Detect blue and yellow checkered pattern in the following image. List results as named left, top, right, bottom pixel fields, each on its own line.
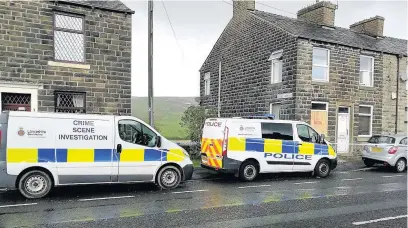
left=6, top=148, right=185, bottom=163
left=227, top=137, right=336, bottom=156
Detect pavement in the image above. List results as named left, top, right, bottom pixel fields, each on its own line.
left=0, top=161, right=406, bottom=228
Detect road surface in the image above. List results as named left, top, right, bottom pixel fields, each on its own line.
left=0, top=165, right=406, bottom=228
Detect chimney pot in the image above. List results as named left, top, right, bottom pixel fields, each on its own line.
left=297, top=1, right=337, bottom=27
left=350, top=16, right=385, bottom=37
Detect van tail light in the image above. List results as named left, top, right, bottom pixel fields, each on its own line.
left=388, top=146, right=398, bottom=154
left=222, top=126, right=229, bottom=157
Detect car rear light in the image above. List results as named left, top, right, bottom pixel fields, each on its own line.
left=388, top=146, right=398, bottom=154
left=222, top=126, right=229, bottom=157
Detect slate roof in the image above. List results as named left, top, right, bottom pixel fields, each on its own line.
left=59, top=0, right=134, bottom=14
left=252, top=10, right=407, bottom=56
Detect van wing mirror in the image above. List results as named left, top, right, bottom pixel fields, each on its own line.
left=320, top=134, right=325, bottom=144
left=156, top=136, right=162, bottom=148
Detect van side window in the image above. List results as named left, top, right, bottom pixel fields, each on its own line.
left=261, top=123, right=293, bottom=140
left=118, top=120, right=157, bottom=147
left=297, top=124, right=320, bottom=143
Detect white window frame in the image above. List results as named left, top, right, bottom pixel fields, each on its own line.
left=0, top=84, right=40, bottom=112
left=358, top=105, right=373, bottom=137
left=269, top=49, right=283, bottom=84
left=359, top=55, right=374, bottom=87
left=269, top=102, right=281, bottom=120
left=312, top=47, right=330, bottom=82
left=204, top=72, right=211, bottom=96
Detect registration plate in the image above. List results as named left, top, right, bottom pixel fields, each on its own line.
left=371, top=147, right=382, bottom=152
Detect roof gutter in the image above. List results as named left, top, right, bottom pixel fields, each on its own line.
left=52, top=0, right=135, bottom=14
left=395, top=55, right=402, bottom=134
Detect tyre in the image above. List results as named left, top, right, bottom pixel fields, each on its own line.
left=314, top=159, right=331, bottom=178
left=363, top=160, right=375, bottom=167
left=157, top=166, right=182, bottom=190
left=18, top=170, right=52, bottom=199
left=239, top=160, right=259, bottom=182
left=393, top=158, right=406, bottom=173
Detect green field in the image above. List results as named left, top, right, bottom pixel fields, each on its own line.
left=131, top=97, right=198, bottom=140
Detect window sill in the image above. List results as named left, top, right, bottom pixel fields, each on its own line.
left=357, top=135, right=372, bottom=140
left=311, top=80, right=329, bottom=85
left=359, top=85, right=375, bottom=89
left=48, top=61, right=90, bottom=70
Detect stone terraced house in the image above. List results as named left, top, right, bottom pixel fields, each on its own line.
left=200, top=0, right=407, bottom=155
left=0, top=0, right=133, bottom=115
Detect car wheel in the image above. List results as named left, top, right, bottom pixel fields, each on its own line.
left=18, top=170, right=52, bottom=199
left=157, top=166, right=181, bottom=190
left=393, top=158, right=406, bottom=173
left=239, top=160, right=259, bottom=182
left=363, top=160, right=375, bottom=167
left=314, top=159, right=331, bottom=178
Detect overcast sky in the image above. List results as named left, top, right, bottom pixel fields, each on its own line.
left=122, top=0, right=408, bottom=97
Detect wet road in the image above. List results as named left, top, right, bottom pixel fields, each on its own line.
left=0, top=165, right=406, bottom=228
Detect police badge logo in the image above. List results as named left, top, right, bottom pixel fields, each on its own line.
left=17, top=127, right=25, bottom=136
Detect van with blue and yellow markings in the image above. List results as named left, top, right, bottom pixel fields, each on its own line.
left=201, top=115, right=337, bottom=181
left=0, top=111, right=193, bottom=199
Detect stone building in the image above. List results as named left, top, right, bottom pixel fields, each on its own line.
left=199, top=0, right=407, bottom=155
left=0, top=0, right=133, bottom=115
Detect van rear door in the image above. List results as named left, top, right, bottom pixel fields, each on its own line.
left=201, top=119, right=226, bottom=169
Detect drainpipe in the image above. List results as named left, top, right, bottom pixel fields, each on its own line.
left=395, top=55, right=401, bottom=134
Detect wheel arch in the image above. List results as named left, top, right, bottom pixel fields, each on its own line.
left=15, top=166, right=55, bottom=189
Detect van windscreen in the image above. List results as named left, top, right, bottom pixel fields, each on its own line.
left=261, top=123, right=293, bottom=140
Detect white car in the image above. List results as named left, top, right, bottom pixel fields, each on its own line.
left=362, top=134, right=407, bottom=172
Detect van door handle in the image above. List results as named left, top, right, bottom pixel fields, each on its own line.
left=116, top=144, right=122, bottom=153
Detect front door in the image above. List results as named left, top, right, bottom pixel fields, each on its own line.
left=337, top=107, right=350, bottom=153
left=114, top=117, right=162, bottom=182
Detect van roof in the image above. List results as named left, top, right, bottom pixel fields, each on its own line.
left=207, top=118, right=307, bottom=125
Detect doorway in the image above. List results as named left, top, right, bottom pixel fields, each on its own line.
left=337, top=106, right=350, bottom=153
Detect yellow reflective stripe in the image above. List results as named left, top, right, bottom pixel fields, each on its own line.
left=228, top=137, right=245, bottom=151
left=328, top=145, right=336, bottom=156
left=67, top=149, right=94, bottom=162
left=120, top=149, right=144, bottom=162
left=264, top=139, right=282, bottom=153
left=298, top=142, right=314, bottom=155
left=167, top=149, right=184, bottom=162
left=7, top=148, right=37, bottom=163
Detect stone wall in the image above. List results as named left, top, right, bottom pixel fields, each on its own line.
left=199, top=12, right=298, bottom=119
left=0, top=0, right=132, bottom=114
left=382, top=54, right=408, bottom=135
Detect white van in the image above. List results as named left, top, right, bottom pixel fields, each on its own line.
left=0, top=111, right=193, bottom=199
left=200, top=115, right=337, bottom=181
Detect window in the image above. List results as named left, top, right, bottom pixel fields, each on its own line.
left=312, top=48, right=329, bottom=81
left=269, top=50, right=283, bottom=83
left=359, top=55, right=374, bottom=87
left=269, top=103, right=281, bottom=120
left=261, top=123, right=293, bottom=140
left=54, top=12, right=85, bottom=63
left=368, top=136, right=395, bottom=144
left=54, top=91, right=86, bottom=113
left=358, top=105, right=373, bottom=136
left=118, top=119, right=158, bottom=147
left=400, top=138, right=407, bottom=145
left=296, top=124, right=320, bottom=143
left=204, top=72, right=211, bottom=95
left=1, top=93, right=31, bottom=111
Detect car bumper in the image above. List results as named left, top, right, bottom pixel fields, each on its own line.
left=362, top=151, right=396, bottom=166
left=0, top=161, right=17, bottom=189
left=182, top=164, right=194, bottom=181
left=330, top=157, right=337, bottom=170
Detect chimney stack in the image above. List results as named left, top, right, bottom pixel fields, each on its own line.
left=233, top=0, right=255, bottom=17
left=297, top=1, right=337, bottom=27
left=350, top=16, right=384, bottom=37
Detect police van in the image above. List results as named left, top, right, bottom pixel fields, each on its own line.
left=0, top=111, right=193, bottom=199
left=200, top=115, right=337, bottom=181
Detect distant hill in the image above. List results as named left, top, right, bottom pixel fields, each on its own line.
left=132, top=97, right=198, bottom=140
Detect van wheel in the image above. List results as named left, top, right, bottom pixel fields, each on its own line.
left=314, top=159, right=331, bottom=178
left=157, top=166, right=181, bottom=190
left=393, top=158, right=406, bottom=173
left=239, top=161, right=259, bottom=182
left=18, top=170, right=52, bottom=199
